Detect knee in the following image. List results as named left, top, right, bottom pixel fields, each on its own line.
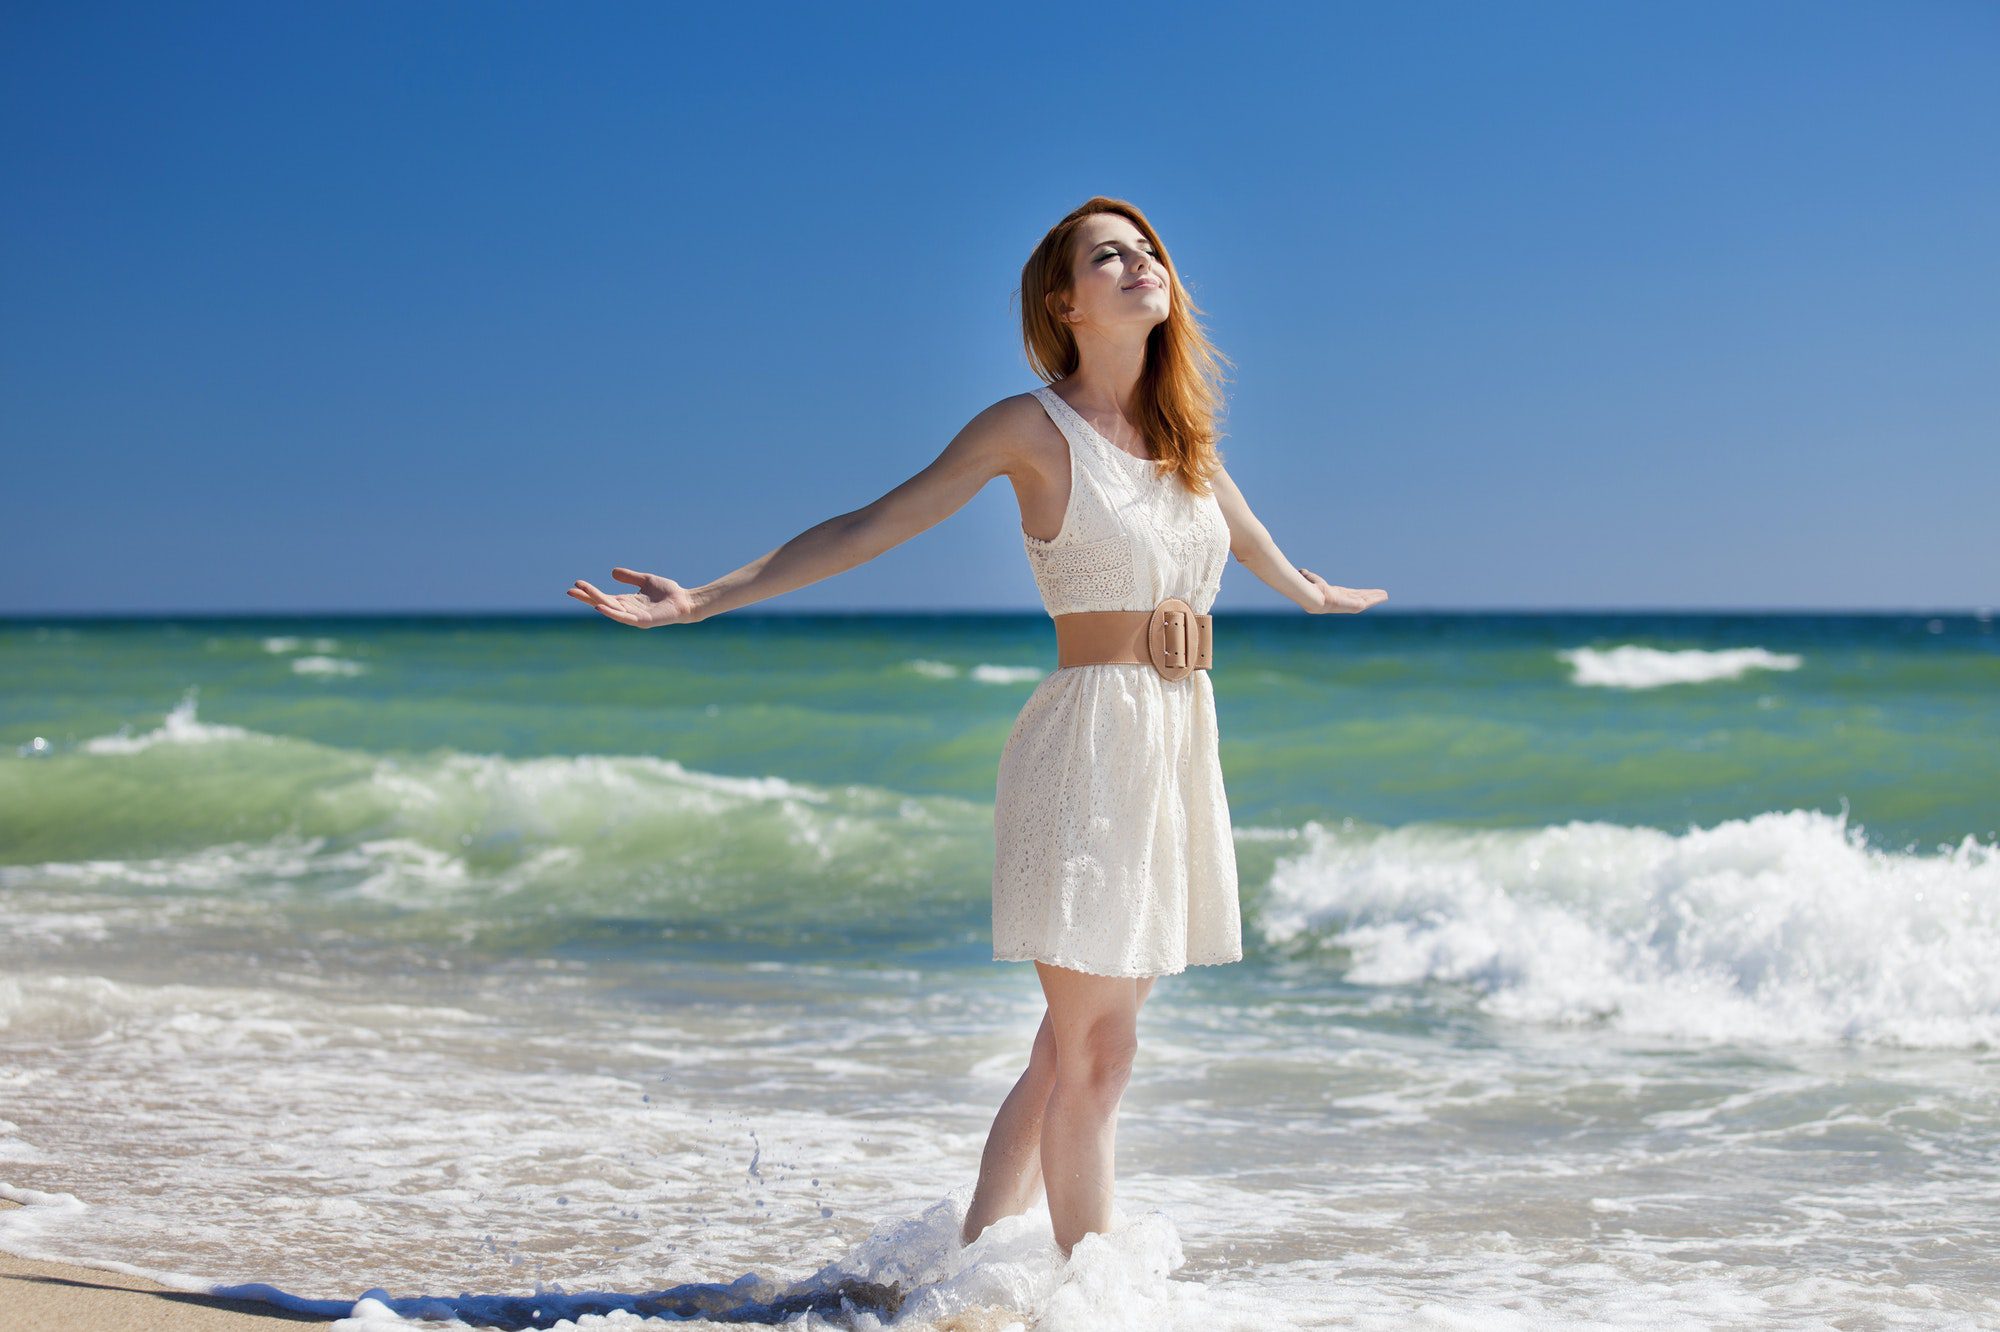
left=1054, top=1022, right=1136, bottom=1101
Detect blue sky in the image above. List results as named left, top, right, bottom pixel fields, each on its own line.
left=4, top=0, right=1994, bottom=614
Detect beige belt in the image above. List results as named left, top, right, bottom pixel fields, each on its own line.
left=1053, top=596, right=1213, bottom=681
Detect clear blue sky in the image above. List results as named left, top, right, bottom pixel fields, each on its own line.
left=4, top=0, right=1994, bottom=614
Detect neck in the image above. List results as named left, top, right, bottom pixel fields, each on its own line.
left=1062, top=333, right=1148, bottom=415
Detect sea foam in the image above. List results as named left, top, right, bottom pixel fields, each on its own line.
left=1558, top=644, right=1802, bottom=688
left=1260, top=806, right=2000, bottom=1048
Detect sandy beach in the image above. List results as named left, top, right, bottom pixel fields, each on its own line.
left=0, top=1199, right=335, bottom=1331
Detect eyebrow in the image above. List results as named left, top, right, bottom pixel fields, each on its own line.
left=1092, top=238, right=1154, bottom=250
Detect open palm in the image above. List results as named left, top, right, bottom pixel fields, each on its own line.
left=566, top=567, right=701, bottom=628
left=1299, top=568, right=1388, bottom=614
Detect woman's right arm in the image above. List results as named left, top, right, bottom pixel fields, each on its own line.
left=568, top=395, right=1032, bottom=628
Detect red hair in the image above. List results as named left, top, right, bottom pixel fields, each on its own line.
left=1018, top=196, right=1234, bottom=495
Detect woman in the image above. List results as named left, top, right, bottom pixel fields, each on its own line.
left=568, top=196, right=1387, bottom=1260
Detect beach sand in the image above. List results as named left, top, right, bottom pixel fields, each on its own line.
left=0, top=1199, right=337, bottom=1330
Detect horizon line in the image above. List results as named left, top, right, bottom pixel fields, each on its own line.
left=4, top=606, right=1995, bottom=621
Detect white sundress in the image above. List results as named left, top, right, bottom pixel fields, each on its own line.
left=991, top=381, right=1244, bottom=978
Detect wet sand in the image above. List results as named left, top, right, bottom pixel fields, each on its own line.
left=0, top=1199, right=336, bottom=1330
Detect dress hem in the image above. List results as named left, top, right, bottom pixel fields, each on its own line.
left=992, top=950, right=1244, bottom=979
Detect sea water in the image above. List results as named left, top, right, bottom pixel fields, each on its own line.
left=1, top=611, right=1996, bottom=1330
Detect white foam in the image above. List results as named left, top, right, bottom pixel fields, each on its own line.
left=970, top=665, right=1045, bottom=685
left=1261, top=807, right=2000, bottom=1047
left=5, top=958, right=1995, bottom=1330
left=0, top=910, right=112, bottom=946
left=293, top=655, right=368, bottom=676
left=905, top=659, right=1045, bottom=685
left=1558, top=644, right=1802, bottom=688
left=80, top=687, right=255, bottom=753
left=0, top=968, right=1287, bottom=1330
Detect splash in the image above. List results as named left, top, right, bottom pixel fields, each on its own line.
left=1261, top=807, right=2000, bottom=1048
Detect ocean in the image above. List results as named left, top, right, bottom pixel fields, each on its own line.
left=2, top=610, right=1996, bottom=1330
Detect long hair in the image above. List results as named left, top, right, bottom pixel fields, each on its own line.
left=1018, top=196, right=1234, bottom=495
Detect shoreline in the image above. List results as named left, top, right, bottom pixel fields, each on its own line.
left=0, top=1199, right=338, bottom=1330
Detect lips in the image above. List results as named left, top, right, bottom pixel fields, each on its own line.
left=1128, top=279, right=1162, bottom=290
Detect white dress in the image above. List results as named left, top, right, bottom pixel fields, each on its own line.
left=991, top=382, right=1244, bottom=978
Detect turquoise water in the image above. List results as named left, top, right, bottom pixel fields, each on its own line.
left=3, top=611, right=1997, bottom=1329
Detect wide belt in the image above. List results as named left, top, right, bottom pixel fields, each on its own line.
left=1053, top=596, right=1213, bottom=681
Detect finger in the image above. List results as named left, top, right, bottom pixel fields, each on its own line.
left=574, top=580, right=610, bottom=603
left=612, top=567, right=650, bottom=585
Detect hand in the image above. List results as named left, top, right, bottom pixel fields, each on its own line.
left=567, top=567, right=703, bottom=628
left=1298, top=567, right=1387, bottom=614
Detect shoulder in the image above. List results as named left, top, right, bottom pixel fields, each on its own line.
left=1207, top=461, right=1245, bottom=500
left=947, top=389, right=1058, bottom=481
left=972, top=388, right=1053, bottom=435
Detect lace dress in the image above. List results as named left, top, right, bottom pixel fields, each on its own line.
left=991, top=382, right=1244, bottom=978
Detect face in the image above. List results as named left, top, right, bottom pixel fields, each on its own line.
left=1057, top=214, right=1170, bottom=332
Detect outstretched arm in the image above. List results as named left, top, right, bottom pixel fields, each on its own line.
left=568, top=397, right=1027, bottom=628
left=1211, top=465, right=1387, bottom=614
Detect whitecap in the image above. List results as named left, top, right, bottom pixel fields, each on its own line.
left=1558, top=644, right=1801, bottom=688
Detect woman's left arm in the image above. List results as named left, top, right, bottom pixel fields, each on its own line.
left=1211, top=465, right=1388, bottom=615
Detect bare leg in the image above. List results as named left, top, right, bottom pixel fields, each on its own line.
left=960, top=1009, right=1058, bottom=1246
left=960, top=976, right=1157, bottom=1249
left=1035, top=962, right=1144, bottom=1258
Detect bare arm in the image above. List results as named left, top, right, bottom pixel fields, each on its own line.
left=1211, top=465, right=1387, bottom=614
left=568, top=397, right=1028, bottom=628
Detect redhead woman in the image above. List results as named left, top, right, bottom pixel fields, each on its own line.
left=568, top=196, right=1386, bottom=1258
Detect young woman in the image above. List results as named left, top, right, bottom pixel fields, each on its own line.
left=567, top=197, right=1387, bottom=1259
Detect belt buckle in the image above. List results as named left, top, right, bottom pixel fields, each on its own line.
left=1146, top=596, right=1196, bottom=681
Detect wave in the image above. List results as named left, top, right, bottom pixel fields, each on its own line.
left=78, top=688, right=255, bottom=753
left=1559, top=644, right=1802, bottom=688
left=906, top=659, right=1045, bottom=685
left=261, top=636, right=341, bottom=654
left=1, top=692, right=986, bottom=946
left=291, top=655, right=367, bottom=677
left=0, top=1184, right=1266, bottom=1332
left=1259, top=806, right=2000, bottom=1048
